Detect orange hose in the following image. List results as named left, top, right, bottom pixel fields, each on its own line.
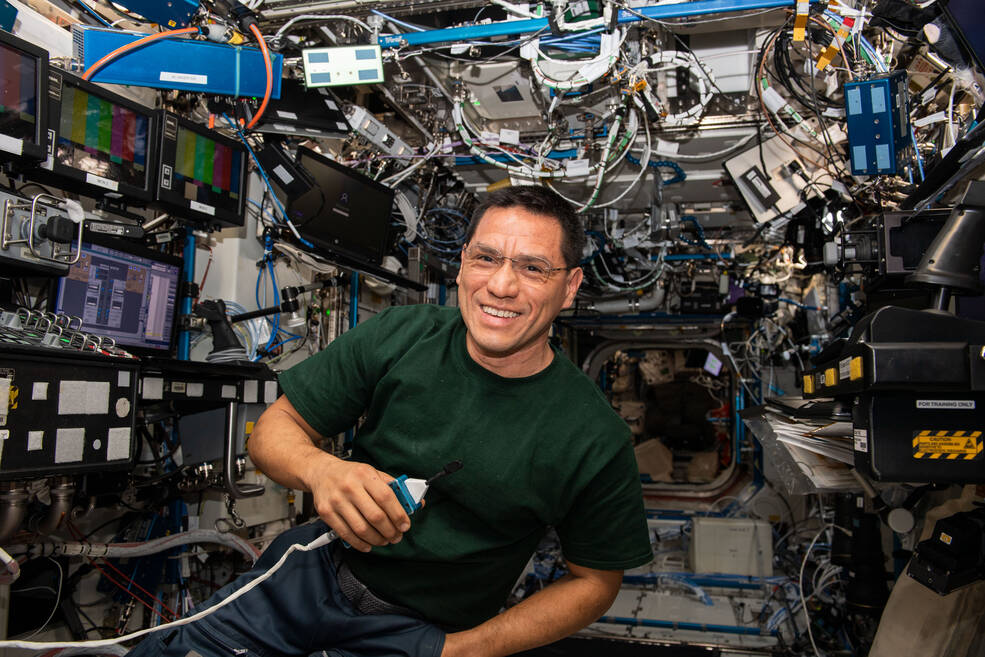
left=82, top=26, right=200, bottom=81
left=246, top=23, right=271, bottom=130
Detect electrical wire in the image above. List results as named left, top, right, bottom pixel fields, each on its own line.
left=0, top=531, right=334, bottom=650
left=23, top=558, right=63, bottom=639
left=246, top=23, right=272, bottom=130
left=82, top=27, right=200, bottom=81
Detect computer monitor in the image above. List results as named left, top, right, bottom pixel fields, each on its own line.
left=248, top=79, right=350, bottom=140
left=155, top=111, right=247, bottom=228
left=287, top=146, right=395, bottom=266
left=0, top=28, right=49, bottom=164
left=945, top=0, right=985, bottom=71
left=42, top=69, right=156, bottom=202
left=52, top=235, right=182, bottom=357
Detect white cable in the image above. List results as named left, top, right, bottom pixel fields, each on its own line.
left=11, top=530, right=261, bottom=564
left=382, top=141, right=441, bottom=187
left=23, top=558, right=62, bottom=639
left=0, top=546, right=20, bottom=584
left=596, top=100, right=652, bottom=208
left=273, top=14, right=372, bottom=40
left=642, top=50, right=716, bottom=127
left=0, top=531, right=336, bottom=651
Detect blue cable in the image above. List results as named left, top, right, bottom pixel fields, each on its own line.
left=76, top=0, right=113, bottom=27
left=624, top=154, right=686, bottom=184
left=778, top=297, right=819, bottom=311
left=911, top=127, right=925, bottom=182
left=222, top=115, right=315, bottom=250
left=370, top=9, right=425, bottom=32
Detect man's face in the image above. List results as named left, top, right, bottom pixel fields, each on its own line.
left=456, top=205, right=583, bottom=372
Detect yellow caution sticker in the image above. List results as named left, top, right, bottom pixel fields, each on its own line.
left=940, top=532, right=953, bottom=545
left=912, top=430, right=983, bottom=460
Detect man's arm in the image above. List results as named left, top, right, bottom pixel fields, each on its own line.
left=440, top=562, right=622, bottom=657
left=248, top=395, right=411, bottom=551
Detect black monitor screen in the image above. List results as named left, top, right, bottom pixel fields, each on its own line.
left=0, top=42, right=37, bottom=141
left=55, top=81, right=150, bottom=190
left=947, top=0, right=985, bottom=70
left=156, top=111, right=247, bottom=227
left=174, top=123, right=244, bottom=214
left=54, top=239, right=181, bottom=355
left=0, top=29, right=47, bottom=162
left=288, top=147, right=395, bottom=266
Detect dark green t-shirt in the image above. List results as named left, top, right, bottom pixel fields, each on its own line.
left=278, top=305, right=651, bottom=629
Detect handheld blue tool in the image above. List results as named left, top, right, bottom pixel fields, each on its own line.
left=388, top=460, right=464, bottom=515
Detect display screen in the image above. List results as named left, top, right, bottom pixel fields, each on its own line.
left=948, top=0, right=985, bottom=69
left=54, top=81, right=150, bottom=190
left=174, top=124, right=244, bottom=214
left=54, top=240, right=181, bottom=354
left=0, top=41, right=38, bottom=142
left=288, top=147, right=394, bottom=265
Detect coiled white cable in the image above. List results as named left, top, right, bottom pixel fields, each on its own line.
left=0, top=531, right=336, bottom=651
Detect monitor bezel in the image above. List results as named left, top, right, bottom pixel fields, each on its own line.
left=944, top=0, right=985, bottom=72
left=0, top=28, right=50, bottom=164
left=288, top=145, right=395, bottom=267
left=154, top=110, right=248, bottom=229
left=51, top=233, right=184, bottom=359
left=40, top=69, right=157, bottom=203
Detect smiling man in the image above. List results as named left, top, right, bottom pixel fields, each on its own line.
left=127, top=186, right=651, bottom=657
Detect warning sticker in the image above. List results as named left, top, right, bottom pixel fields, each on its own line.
left=912, top=430, right=983, bottom=460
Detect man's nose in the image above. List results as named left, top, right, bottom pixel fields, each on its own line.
left=485, top=259, right=520, bottom=297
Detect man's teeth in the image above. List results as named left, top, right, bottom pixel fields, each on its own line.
left=482, top=305, right=519, bottom=318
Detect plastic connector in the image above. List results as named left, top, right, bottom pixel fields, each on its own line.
left=388, top=476, right=428, bottom=515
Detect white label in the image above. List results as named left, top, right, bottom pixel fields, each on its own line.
left=275, top=110, right=299, bottom=120
left=32, top=382, right=49, bottom=401
left=160, top=71, right=208, bottom=85
left=107, top=427, right=131, bottom=460
left=0, top=134, right=23, bottom=155
left=221, top=385, right=237, bottom=399
left=655, top=138, right=680, bottom=155
left=142, top=377, right=164, bottom=400
left=916, top=400, right=976, bottom=410
left=186, top=382, right=204, bottom=398
left=118, top=371, right=131, bottom=387
left=264, top=380, right=278, bottom=403
left=55, top=427, right=85, bottom=463
left=499, top=128, right=520, bottom=145
left=839, top=358, right=851, bottom=380
left=854, top=428, right=868, bottom=452
left=86, top=173, right=119, bottom=192
left=171, top=381, right=186, bottom=394
left=28, top=430, right=44, bottom=451
left=324, top=99, right=338, bottom=111
left=480, top=130, right=500, bottom=146
left=566, top=158, right=591, bottom=177
left=243, top=380, right=259, bottom=404
left=273, top=164, right=294, bottom=185
left=913, top=111, right=947, bottom=128
left=190, top=200, right=215, bottom=216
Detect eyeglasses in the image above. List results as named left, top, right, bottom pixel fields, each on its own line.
left=463, top=244, right=571, bottom=285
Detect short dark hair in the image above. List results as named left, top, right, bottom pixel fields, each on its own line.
left=465, top=186, right=586, bottom=268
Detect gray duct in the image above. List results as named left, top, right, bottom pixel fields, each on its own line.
left=588, top=285, right=666, bottom=314
left=36, top=478, right=75, bottom=536
left=0, top=483, right=29, bottom=544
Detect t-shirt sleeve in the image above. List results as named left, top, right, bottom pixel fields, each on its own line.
left=278, top=307, right=399, bottom=437
left=555, top=436, right=653, bottom=571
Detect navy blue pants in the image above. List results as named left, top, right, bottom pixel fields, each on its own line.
left=126, top=521, right=446, bottom=657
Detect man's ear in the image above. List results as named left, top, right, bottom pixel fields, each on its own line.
left=562, top=267, right=584, bottom=309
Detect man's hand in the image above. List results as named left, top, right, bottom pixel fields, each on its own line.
left=248, top=396, right=410, bottom=552
left=304, top=456, right=411, bottom=552
left=437, top=563, right=622, bottom=657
